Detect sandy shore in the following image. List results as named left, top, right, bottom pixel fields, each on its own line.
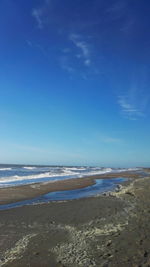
left=0, top=172, right=150, bottom=266
left=0, top=172, right=141, bottom=205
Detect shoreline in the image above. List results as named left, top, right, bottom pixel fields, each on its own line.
left=0, top=171, right=141, bottom=205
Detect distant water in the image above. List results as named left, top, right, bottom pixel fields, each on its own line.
left=0, top=164, right=139, bottom=188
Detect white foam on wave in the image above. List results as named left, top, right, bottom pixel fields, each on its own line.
left=127, top=168, right=139, bottom=171
left=0, top=169, right=78, bottom=184
left=0, top=168, right=12, bottom=171
left=62, top=169, right=79, bottom=175
left=115, top=167, right=140, bottom=173
left=23, top=167, right=37, bottom=170
left=80, top=168, right=113, bottom=177
left=64, top=167, right=87, bottom=171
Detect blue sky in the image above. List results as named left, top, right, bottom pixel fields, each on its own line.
left=0, top=0, right=150, bottom=167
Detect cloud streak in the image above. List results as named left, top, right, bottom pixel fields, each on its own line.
left=59, top=55, right=75, bottom=74
left=32, top=8, right=43, bottom=29
left=103, top=137, right=122, bottom=143
left=118, top=87, right=147, bottom=120
left=118, top=96, right=144, bottom=120
left=70, top=34, right=91, bottom=66
left=32, top=0, right=51, bottom=29
left=106, top=1, right=127, bottom=21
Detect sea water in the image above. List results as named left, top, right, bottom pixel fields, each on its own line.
left=0, top=164, right=139, bottom=188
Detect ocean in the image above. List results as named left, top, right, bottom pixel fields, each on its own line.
left=0, top=164, right=138, bottom=188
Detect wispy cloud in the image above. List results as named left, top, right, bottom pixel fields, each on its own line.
left=26, top=40, right=47, bottom=57
left=32, top=0, right=50, bottom=29
left=62, top=48, right=71, bottom=54
left=59, top=34, right=93, bottom=75
left=118, top=88, right=147, bottom=120
left=106, top=1, right=127, bottom=21
left=32, top=8, right=43, bottom=29
left=70, top=34, right=91, bottom=66
left=103, top=137, right=122, bottom=143
left=106, top=0, right=136, bottom=35
left=59, top=55, right=75, bottom=74
left=107, top=1, right=126, bottom=13
left=82, top=134, right=123, bottom=147
left=26, top=40, right=33, bottom=47
left=117, top=68, right=150, bottom=120
left=120, top=18, right=135, bottom=34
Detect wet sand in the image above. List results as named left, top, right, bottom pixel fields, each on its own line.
left=0, top=171, right=150, bottom=266
left=0, top=172, right=141, bottom=205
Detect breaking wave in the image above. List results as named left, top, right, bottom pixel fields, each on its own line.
left=0, top=166, right=140, bottom=187
left=0, top=168, right=12, bottom=171
left=23, top=167, right=37, bottom=170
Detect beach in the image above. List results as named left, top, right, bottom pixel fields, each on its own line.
left=0, top=170, right=150, bottom=266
